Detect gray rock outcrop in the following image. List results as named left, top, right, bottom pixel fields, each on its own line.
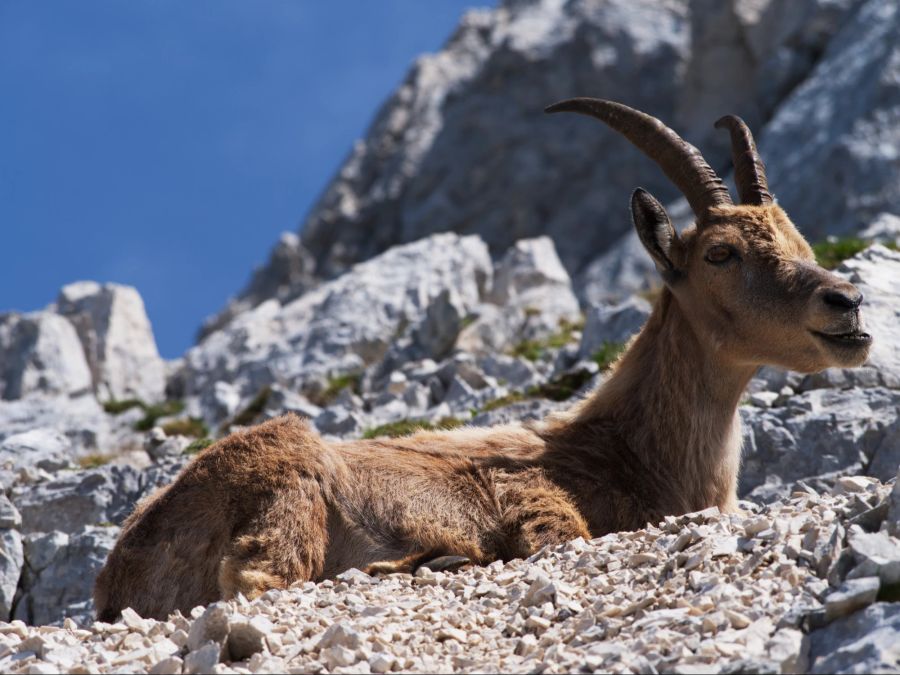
left=760, top=0, right=900, bottom=241
left=0, top=499, right=23, bottom=621
left=457, top=236, right=581, bottom=355
left=0, top=312, right=92, bottom=401
left=0, top=396, right=116, bottom=462
left=2, top=458, right=185, bottom=626
left=835, top=245, right=900, bottom=386
left=199, top=232, right=316, bottom=341
left=179, top=233, right=492, bottom=424
left=206, top=0, right=879, bottom=329
left=56, top=281, right=166, bottom=403
left=810, top=602, right=900, bottom=673
left=12, top=460, right=184, bottom=537
left=16, top=526, right=119, bottom=627
left=578, top=297, right=652, bottom=360
left=0, top=280, right=166, bottom=465
left=740, top=387, right=900, bottom=501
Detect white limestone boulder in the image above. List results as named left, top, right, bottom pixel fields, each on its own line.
left=0, top=312, right=92, bottom=400
left=56, top=281, right=166, bottom=403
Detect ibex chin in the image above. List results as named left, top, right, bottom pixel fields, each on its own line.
left=95, top=99, right=872, bottom=621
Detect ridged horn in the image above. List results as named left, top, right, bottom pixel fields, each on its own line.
left=714, top=115, right=772, bottom=206
left=545, top=98, right=732, bottom=216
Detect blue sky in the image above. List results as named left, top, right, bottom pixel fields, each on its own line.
left=0, top=1, right=490, bottom=358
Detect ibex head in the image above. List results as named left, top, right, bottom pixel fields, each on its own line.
left=546, top=98, right=871, bottom=373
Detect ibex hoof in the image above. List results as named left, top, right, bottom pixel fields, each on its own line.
left=419, top=555, right=471, bottom=574
left=363, top=562, right=406, bottom=576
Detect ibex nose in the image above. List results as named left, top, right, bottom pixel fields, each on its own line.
left=823, top=288, right=863, bottom=311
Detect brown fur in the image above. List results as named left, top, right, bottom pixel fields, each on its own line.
left=95, top=205, right=871, bottom=622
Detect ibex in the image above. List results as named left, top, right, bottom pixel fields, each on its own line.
left=95, top=99, right=872, bottom=621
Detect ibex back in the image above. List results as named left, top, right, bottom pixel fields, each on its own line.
left=95, top=99, right=872, bottom=621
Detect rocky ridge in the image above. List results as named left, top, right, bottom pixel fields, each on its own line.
left=204, top=0, right=900, bottom=330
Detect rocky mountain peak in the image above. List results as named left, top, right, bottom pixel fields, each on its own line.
left=204, top=0, right=896, bottom=333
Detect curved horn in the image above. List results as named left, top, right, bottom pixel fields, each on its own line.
left=545, top=98, right=732, bottom=216
left=714, top=115, right=772, bottom=206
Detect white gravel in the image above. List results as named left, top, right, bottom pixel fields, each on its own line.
left=0, top=478, right=894, bottom=674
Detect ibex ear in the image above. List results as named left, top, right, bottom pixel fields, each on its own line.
left=630, top=188, right=680, bottom=280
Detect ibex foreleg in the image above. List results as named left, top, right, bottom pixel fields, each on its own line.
left=497, top=471, right=592, bottom=557
left=364, top=549, right=475, bottom=576
left=218, top=477, right=328, bottom=600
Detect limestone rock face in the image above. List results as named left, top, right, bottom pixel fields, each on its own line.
left=199, top=232, right=316, bottom=341
left=740, top=387, right=900, bottom=500
left=759, top=0, right=900, bottom=241
left=0, top=312, right=92, bottom=401
left=577, top=230, right=659, bottom=306
left=16, top=526, right=119, bottom=627
left=0, top=429, right=74, bottom=483
left=457, top=237, right=581, bottom=356
left=211, top=0, right=873, bottom=323
left=0, top=522, right=23, bottom=621
left=579, top=297, right=652, bottom=361
left=3, top=458, right=185, bottom=625
left=0, top=281, right=164, bottom=469
left=56, top=281, right=166, bottom=403
left=837, top=245, right=900, bottom=386
left=0, top=396, right=118, bottom=464
left=809, top=602, right=900, bottom=674
left=177, top=233, right=493, bottom=423
left=11, top=460, right=184, bottom=537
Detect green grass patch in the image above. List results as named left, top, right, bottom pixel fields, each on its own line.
left=482, top=341, right=621, bottom=412
left=591, top=341, right=626, bottom=371
left=509, top=317, right=585, bottom=362
left=478, top=391, right=529, bottom=413
left=813, top=237, right=897, bottom=270
left=476, top=367, right=598, bottom=414
left=161, top=417, right=209, bottom=438
left=310, top=372, right=363, bottom=407
left=184, top=438, right=215, bottom=455
left=102, top=398, right=145, bottom=415
left=134, top=400, right=185, bottom=431
left=531, top=369, right=594, bottom=402
left=509, top=338, right=543, bottom=362
left=362, top=417, right=464, bottom=440
left=435, top=417, right=464, bottom=431
left=77, top=453, right=114, bottom=469
left=108, top=398, right=194, bottom=437
left=509, top=338, right=544, bottom=362
left=227, top=386, right=272, bottom=428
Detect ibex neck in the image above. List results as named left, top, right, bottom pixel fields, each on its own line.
left=553, top=291, right=755, bottom=513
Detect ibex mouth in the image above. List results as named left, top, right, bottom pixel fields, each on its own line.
left=811, top=330, right=873, bottom=349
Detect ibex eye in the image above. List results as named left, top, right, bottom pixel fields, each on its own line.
left=705, top=246, right=733, bottom=264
